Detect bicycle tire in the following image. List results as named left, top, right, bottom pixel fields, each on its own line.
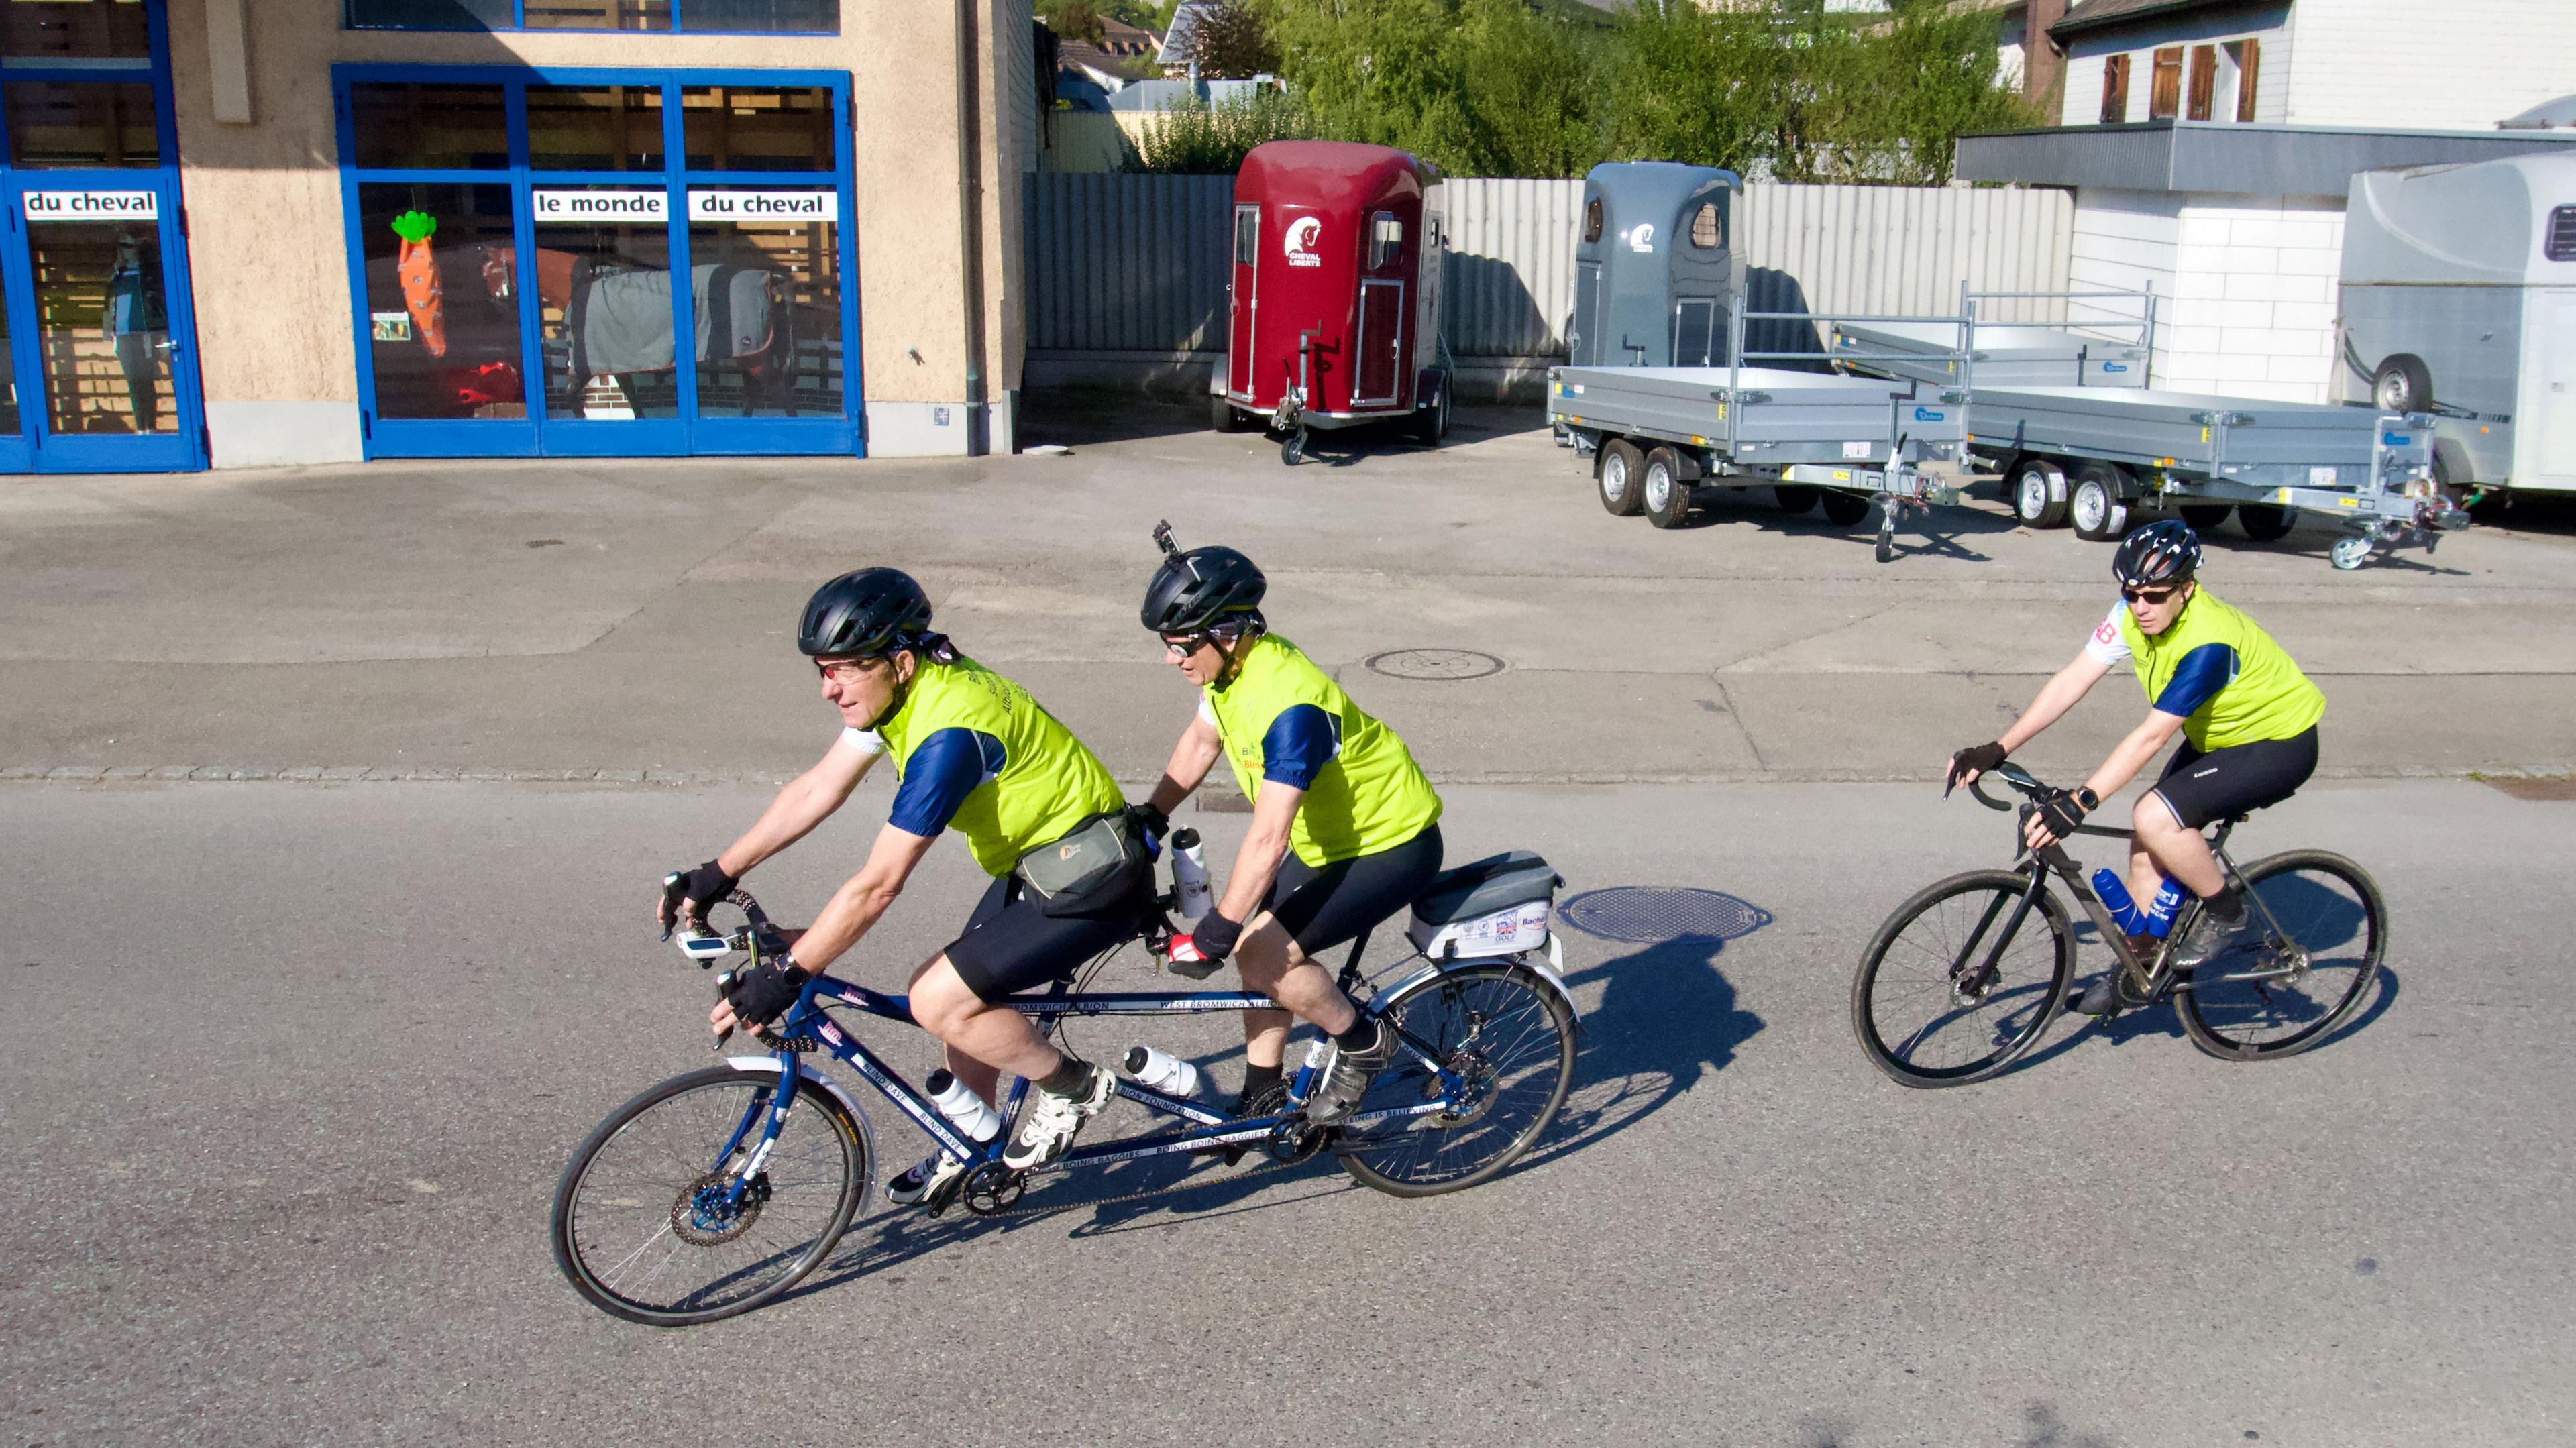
left=1852, top=869, right=2075, bottom=1089
left=2179, top=850, right=2385, bottom=1062
left=551, top=1064, right=868, bottom=1327
left=1337, top=961, right=1576, bottom=1199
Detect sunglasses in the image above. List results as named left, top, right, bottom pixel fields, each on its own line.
left=2121, top=584, right=2182, bottom=606
left=814, top=656, right=884, bottom=682
left=1161, top=632, right=1212, bottom=657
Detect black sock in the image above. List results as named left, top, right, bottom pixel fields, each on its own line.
left=1333, top=1017, right=1382, bottom=1050
left=1036, top=1056, right=1091, bottom=1095
left=2208, top=883, right=2249, bottom=924
left=1239, top=1062, right=1283, bottom=1103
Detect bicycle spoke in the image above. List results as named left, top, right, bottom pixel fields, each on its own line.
left=1855, top=873, right=2070, bottom=1087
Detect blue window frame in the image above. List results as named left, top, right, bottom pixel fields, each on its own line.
left=335, top=64, right=862, bottom=460
left=0, top=0, right=208, bottom=474
left=344, top=1, right=838, bottom=36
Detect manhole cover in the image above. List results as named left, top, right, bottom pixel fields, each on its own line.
left=1556, top=887, right=1773, bottom=944
left=1363, top=649, right=1505, bottom=681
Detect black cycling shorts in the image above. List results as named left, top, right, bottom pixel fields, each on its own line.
left=2151, top=726, right=2319, bottom=830
left=1262, top=824, right=1444, bottom=959
left=943, top=870, right=1149, bottom=1002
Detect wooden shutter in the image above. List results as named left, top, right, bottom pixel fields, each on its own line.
left=2235, top=38, right=2262, bottom=122
left=2187, top=45, right=2218, bottom=120
left=2150, top=46, right=2184, bottom=119
left=2100, top=53, right=2131, bottom=123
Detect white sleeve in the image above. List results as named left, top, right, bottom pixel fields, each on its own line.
left=1197, top=695, right=1218, bottom=728
left=839, top=726, right=889, bottom=757
left=2082, top=602, right=2132, bottom=667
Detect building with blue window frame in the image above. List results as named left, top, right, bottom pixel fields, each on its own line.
left=0, top=0, right=1042, bottom=474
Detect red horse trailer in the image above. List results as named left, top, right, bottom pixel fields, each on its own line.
left=1214, top=140, right=1450, bottom=464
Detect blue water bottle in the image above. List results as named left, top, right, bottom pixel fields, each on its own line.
left=2092, top=869, right=2189, bottom=938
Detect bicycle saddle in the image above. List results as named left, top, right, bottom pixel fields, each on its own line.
left=1411, top=851, right=1561, bottom=926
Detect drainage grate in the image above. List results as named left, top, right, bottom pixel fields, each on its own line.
left=1362, top=649, right=1506, bottom=681
left=1556, top=887, right=1774, bottom=944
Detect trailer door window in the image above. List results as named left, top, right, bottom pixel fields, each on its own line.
left=1368, top=211, right=1401, bottom=270
left=1582, top=197, right=1602, bottom=244
left=2547, top=206, right=2576, bottom=264
left=1233, top=203, right=1258, bottom=266
left=1688, top=202, right=1721, bottom=250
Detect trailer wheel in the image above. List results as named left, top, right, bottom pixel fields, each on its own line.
left=2238, top=503, right=2297, bottom=542
left=1819, top=490, right=1873, bottom=528
left=1408, top=372, right=1452, bottom=446
left=1643, top=447, right=1693, bottom=529
left=2009, top=458, right=2069, bottom=529
left=2372, top=355, right=2433, bottom=414
left=2180, top=504, right=2235, bottom=531
left=1599, top=439, right=1646, bottom=516
left=1211, top=396, right=1250, bottom=433
left=1773, top=485, right=1820, bottom=515
left=2068, top=463, right=2130, bottom=541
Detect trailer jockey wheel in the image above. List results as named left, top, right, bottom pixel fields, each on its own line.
left=1280, top=427, right=1309, bottom=467
left=2330, top=536, right=2375, bottom=570
left=2068, top=463, right=2131, bottom=541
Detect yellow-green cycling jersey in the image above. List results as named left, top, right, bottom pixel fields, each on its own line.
left=1202, top=633, right=1442, bottom=867
left=871, top=655, right=1126, bottom=878
left=2100, top=588, right=2325, bottom=751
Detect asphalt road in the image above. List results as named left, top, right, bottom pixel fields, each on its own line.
left=6, top=775, right=2569, bottom=1445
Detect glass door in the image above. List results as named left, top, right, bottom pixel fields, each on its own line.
left=340, top=67, right=859, bottom=459
left=0, top=0, right=205, bottom=473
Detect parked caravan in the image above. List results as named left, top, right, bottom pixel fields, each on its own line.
left=2339, top=152, right=2576, bottom=494
left=1213, top=140, right=1450, bottom=464
left=1569, top=162, right=1744, bottom=369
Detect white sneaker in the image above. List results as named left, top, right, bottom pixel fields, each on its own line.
left=884, top=1150, right=968, bottom=1207
left=1002, top=1063, right=1115, bottom=1170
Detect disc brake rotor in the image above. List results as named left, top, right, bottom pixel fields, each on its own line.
left=669, top=1170, right=768, bottom=1246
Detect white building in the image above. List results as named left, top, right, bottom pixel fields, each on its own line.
left=1962, top=0, right=2576, bottom=404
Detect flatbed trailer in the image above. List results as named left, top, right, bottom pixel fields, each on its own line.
left=1548, top=307, right=1975, bottom=562
left=1955, top=386, right=2466, bottom=569
left=1824, top=292, right=2469, bottom=570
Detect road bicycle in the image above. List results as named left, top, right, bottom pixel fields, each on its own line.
left=1851, top=761, right=2385, bottom=1088
left=550, top=858, right=1579, bottom=1326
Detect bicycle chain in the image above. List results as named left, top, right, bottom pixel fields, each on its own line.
left=922, top=1144, right=1311, bottom=1221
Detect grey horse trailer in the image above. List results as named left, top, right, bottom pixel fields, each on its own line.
left=1568, top=162, right=1743, bottom=369
left=2339, top=152, right=2576, bottom=494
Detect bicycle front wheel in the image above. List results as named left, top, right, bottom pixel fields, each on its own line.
left=2180, top=850, right=2385, bottom=1062
left=1338, top=960, right=1577, bottom=1198
left=551, top=1064, right=869, bottom=1327
left=1852, top=869, right=2074, bottom=1088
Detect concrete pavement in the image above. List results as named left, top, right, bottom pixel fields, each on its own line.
left=3, top=399, right=2572, bottom=787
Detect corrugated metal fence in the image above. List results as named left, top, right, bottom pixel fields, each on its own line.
left=1022, top=174, right=2073, bottom=390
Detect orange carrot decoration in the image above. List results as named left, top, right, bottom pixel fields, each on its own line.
left=391, top=209, right=447, bottom=359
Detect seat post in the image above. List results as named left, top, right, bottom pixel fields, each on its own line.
left=1338, top=926, right=1374, bottom=991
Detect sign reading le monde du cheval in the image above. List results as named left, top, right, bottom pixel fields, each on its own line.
left=527, top=190, right=837, bottom=224
left=25, top=190, right=158, bottom=221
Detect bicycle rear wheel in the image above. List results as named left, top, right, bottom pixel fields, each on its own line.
left=551, top=1064, right=868, bottom=1326
left=2180, top=850, right=2385, bottom=1061
left=1852, top=869, right=2074, bottom=1088
left=1338, top=961, right=1576, bottom=1198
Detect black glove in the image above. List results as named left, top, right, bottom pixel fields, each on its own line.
left=2032, top=787, right=2092, bottom=842
left=1946, top=741, right=2008, bottom=795
left=1126, top=801, right=1169, bottom=858
left=1187, top=909, right=1242, bottom=964
left=663, top=858, right=737, bottom=924
left=722, top=955, right=808, bottom=1031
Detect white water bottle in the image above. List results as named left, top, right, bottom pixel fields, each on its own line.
left=925, top=1068, right=1001, bottom=1144
left=1170, top=828, right=1213, bottom=920
left=1123, top=1045, right=1201, bottom=1098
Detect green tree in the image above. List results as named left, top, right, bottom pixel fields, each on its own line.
left=1039, top=0, right=1108, bottom=47
left=1190, top=3, right=1283, bottom=79
left=1602, top=1, right=1786, bottom=174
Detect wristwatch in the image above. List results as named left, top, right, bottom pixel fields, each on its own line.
left=2074, top=787, right=2101, bottom=812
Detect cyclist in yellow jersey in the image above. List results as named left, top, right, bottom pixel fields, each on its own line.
left=659, top=569, right=1145, bottom=1203
left=1945, top=520, right=2325, bottom=1015
left=1132, top=526, right=1445, bottom=1125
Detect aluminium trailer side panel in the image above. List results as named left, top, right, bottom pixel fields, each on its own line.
left=1550, top=364, right=1968, bottom=465
left=1964, top=387, right=2420, bottom=490
left=1831, top=319, right=2149, bottom=390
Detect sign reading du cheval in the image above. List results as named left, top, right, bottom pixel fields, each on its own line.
left=686, top=190, right=837, bottom=223
left=25, top=190, right=158, bottom=221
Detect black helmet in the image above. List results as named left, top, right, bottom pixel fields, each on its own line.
left=799, top=568, right=933, bottom=657
left=2112, top=519, right=2202, bottom=590
left=1141, top=522, right=1265, bottom=634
